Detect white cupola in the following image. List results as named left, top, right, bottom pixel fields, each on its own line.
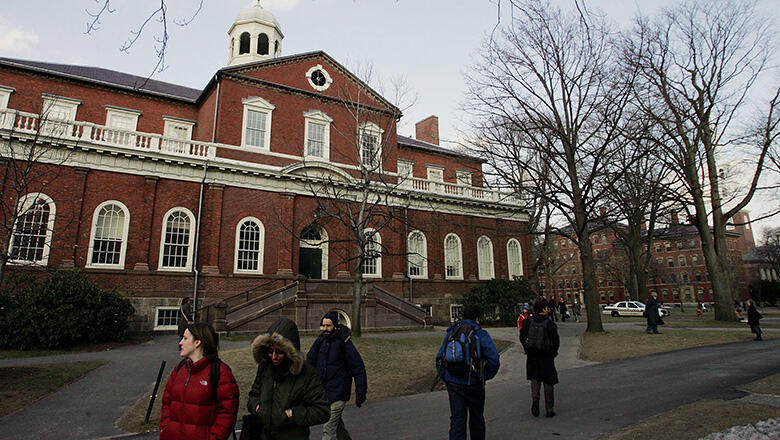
left=227, top=0, right=284, bottom=66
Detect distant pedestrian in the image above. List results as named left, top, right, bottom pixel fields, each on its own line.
left=246, top=318, right=330, bottom=440
left=436, top=304, right=500, bottom=440
left=306, top=312, right=367, bottom=440
left=517, top=306, right=531, bottom=338
left=549, top=297, right=559, bottom=322
left=697, top=302, right=703, bottom=318
left=645, top=292, right=662, bottom=334
left=572, top=301, right=582, bottom=323
left=520, top=300, right=560, bottom=418
left=559, top=301, right=568, bottom=322
left=160, top=322, right=239, bottom=440
left=178, top=297, right=192, bottom=342
left=747, top=299, right=763, bottom=341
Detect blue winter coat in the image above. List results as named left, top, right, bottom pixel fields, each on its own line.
left=435, top=319, right=500, bottom=386
left=305, top=325, right=367, bottom=403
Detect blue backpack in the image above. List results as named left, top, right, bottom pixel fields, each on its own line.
left=443, top=322, right=481, bottom=376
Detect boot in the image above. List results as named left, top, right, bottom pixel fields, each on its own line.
left=531, top=399, right=540, bottom=417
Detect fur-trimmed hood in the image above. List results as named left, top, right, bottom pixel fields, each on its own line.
left=251, top=318, right=304, bottom=375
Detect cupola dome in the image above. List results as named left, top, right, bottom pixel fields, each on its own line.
left=227, top=1, right=284, bottom=66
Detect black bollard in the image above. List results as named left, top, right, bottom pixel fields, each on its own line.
left=144, top=360, right=167, bottom=424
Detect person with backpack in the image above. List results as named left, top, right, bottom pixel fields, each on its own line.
left=246, top=318, right=330, bottom=440
left=519, top=300, right=560, bottom=418
left=747, top=298, right=763, bottom=341
left=435, top=304, right=500, bottom=440
left=160, top=322, right=239, bottom=440
left=306, top=312, right=368, bottom=440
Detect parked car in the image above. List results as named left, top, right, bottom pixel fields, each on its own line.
left=602, top=301, right=670, bottom=317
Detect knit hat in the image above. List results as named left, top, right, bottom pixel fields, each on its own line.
left=322, top=312, right=339, bottom=326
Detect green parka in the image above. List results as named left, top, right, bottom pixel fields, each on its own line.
left=246, top=318, right=329, bottom=440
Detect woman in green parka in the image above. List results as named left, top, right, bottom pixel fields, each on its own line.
left=247, top=318, right=329, bottom=440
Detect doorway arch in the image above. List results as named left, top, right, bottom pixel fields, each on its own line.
left=299, top=224, right=328, bottom=279
left=329, top=308, right=351, bottom=329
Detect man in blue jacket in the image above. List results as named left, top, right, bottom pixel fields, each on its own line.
left=436, top=304, right=500, bottom=440
left=306, top=312, right=367, bottom=440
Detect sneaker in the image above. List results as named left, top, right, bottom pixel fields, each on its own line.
left=546, top=411, right=556, bottom=418
left=531, top=400, right=540, bottom=417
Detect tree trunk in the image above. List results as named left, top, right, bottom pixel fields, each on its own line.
left=351, top=275, right=362, bottom=337
left=579, top=236, right=603, bottom=332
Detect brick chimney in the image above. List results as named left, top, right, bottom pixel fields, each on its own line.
left=415, top=116, right=439, bottom=145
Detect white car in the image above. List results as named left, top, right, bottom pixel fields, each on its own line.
left=602, top=301, right=670, bottom=317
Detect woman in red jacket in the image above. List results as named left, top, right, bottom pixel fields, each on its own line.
left=160, top=322, right=239, bottom=440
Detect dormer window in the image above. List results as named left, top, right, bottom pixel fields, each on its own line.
left=241, top=96, right=275, bottom=150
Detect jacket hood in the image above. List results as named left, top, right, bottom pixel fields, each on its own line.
left=251, top=318, right=304, bottom=375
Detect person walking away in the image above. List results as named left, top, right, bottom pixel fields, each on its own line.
left=520, top=301, right=560, bottom=418
left=517, top=306, right=531, bottom=339
left=306, top=313, right=367, bottom=440
left=436, top=304, right=500, bottom=440
left=548, top=297, right=559, bottom=322
left=696, top=302, right=703, bottom=318
left=559, top=301, right=567, bottom=322
left=247, top=318, right=329, bottom=440
left=178, top=297, right=192, bottom=343
left=747, top=299, right=763, bottom=341
left=645, top=292, right=662, bottom=334
left=573, top=300, right=582, bottom=323
left=160, top=322, right=239, bottom=440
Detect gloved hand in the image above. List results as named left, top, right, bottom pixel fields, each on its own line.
left=355, top=394, right=366, bottom=408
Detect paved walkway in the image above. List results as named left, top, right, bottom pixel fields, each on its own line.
left=0, top=321, right=777, bottom=439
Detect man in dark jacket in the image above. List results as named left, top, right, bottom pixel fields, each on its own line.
left=520, top=300, right=560, bottom=418
left=435, top=304, right=500, bottom=440
left=247, top=318, right=330, bottom=440
left=306, top=313, right=367, bottom=440
left=747, top=298, right=763, bottom=341
left=646, top=292, right=661, bottom=334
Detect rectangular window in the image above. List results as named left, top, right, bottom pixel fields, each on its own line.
left=450, top=304, right=463, bottom=322
left=154, top=307, right=179, bottom=330
left=398, top=160, right=413, bottom=186
left=306, top=121, right=326, bottom=157
left=245, top=109, right=267, bottom=148
left=427, top=167, right=444, bottom=182
left=41, top=95, right=80, bottom=138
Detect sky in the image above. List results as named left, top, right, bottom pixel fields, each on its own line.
left=0, top=0, right=778, bottom=232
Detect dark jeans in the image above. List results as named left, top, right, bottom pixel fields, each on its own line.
left=531, top=380, right=555, bottom=412
left=446, top=382, right=485, bottom=440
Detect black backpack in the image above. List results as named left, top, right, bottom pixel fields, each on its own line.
left=442, top=322, right=481, bottom=376
left=176, top=358, right=222, bottom=401
left=525, top=318, right=551, bottom=353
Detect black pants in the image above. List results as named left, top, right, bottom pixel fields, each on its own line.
left=446, top=382, right=485, bottom=440
left=531, top=380, right=554, bottom=412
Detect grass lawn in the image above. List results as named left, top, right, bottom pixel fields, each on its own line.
left=0, top=360, right=107, bottom=418
left=119, top=337, right=512, bottom=433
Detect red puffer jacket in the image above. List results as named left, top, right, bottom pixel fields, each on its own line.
left=160, top=357, right=239, bottom=440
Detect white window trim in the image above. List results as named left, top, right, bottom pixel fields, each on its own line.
left=456, top=170, right=472, bottom=186
left=397, top=159, right=413, bottom=186
left=507, top=238, right=524, bottom=278
left=86, top=200, right=131, bottom=269
left=477, top=235, right=495, bottom=280
left=300, top=225, right=329, bottom=280
left=427, top=165, right=444, bottom=182
left=444, top=233, right=463, bottom=280
left=362, top=228, right=382, bottom=278
left=0, top=85, right=14, bottom=109
left=234, top=216, right=265, bottom=274
left=8, top=192, right=56, bottom=266
left=163, top=116, right=195, bottom=140
left=450, top=303, right=463, bottom=323
left=407, top=230, right=428, bottom=279
left=158, top=207, right=196, bottom=272
left=303, top=110, right=333, bottom=161
left=153, top=307, right=180, bottom=331
left=41, top=94, right=80, bottom=138
left=305, top=64, right=333, bottom=91
left=241, top=96, right=275, bottom=150
left=358, top=121, right=383, bottom=170
left=105, top=106, right=141, bottom=131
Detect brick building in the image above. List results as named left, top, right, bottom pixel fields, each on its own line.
left=540, top=212, right=753, bottom=306
left=0, top=2, right=530, bottom=331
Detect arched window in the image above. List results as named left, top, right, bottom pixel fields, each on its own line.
left=362, top=228, right=381, bottom=277
left=159, top=208, right=195, bottom=271
left=407, top=230, right=427, bottom=278
left=274, top=40, right=279, bottom=56
left=9, top=193, right=55, bottom=264
left=507, top=238, right=523, bottom=279
left=235, top=217, right=264, bottom=273
left=444, top=233, right=463, bottom=280
left=87, top=201, right=130, bottom=268
left=257, top=33, right=269, bottom=55
left=477, top=236, right=495, bottom=280
left=239, top=32, right=250, bottom=54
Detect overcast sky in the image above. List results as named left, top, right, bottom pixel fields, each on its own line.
left=0, top=0, right=778, bottom=231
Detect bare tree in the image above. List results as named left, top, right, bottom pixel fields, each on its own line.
left=294, top=64, right=415, bottom=337
left=464, top=0, right=644, bottom=332
left=756, top=228, right=780, bottom=280
left=625, top=0, right=779, bottom=321
left=0, top=104, right=77, bottom=286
